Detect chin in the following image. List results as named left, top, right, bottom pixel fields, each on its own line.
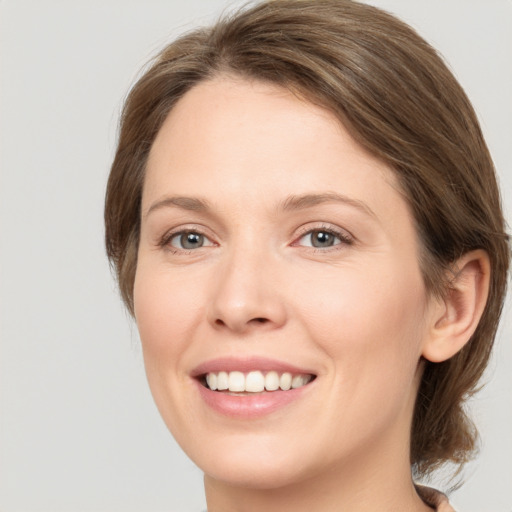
left=181, top=430, right=326, bottom=490
left=202, top=457, right=311, bottom=490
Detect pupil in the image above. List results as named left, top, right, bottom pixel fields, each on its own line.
left=313, top=231, right=333, bottom=247
left=182, top=232, right=203, bottom=249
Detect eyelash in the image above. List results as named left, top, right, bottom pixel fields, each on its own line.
left=159, top=227, right=215, bottom=254
left=293, top=224, right=354, bottom=251
left=158, top=224, right=354, bottom=254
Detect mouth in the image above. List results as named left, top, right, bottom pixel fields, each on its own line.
left=199, top=370, right=316, bottom=394
left=191, top=357, right=317, bottom=417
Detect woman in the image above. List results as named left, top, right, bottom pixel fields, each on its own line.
left=104, top=1, right=510, bottom=510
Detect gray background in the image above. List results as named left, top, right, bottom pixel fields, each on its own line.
left=0, top=1, right=510, bottom=511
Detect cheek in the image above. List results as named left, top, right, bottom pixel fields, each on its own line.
left=132, top=263, right=208, bottom=437
left=133, top=264, right=203, bottom=368
left=294, top=260, right=427, bottom=381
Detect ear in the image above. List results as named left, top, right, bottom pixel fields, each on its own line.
left=422, top=249, right=491, bottom=363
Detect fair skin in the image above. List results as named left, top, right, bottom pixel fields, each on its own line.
left=134, top=77, right=489, bottom=512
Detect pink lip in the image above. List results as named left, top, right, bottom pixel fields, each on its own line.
left=194, top=380, right=312, bottom=418
left=190, top=357, right=316, bottom=419
left=190, top=356, right=315, bottom=377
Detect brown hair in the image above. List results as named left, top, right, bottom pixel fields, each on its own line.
left=105, top=0, right=510, bottom=478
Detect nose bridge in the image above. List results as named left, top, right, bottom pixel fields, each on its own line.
left=207, top=235, right=286, bottom=333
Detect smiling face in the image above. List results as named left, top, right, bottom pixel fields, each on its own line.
left=134, top=77, right=436, bottom=491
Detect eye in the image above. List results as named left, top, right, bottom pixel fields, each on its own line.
left=296, top=228, right=351, bottom=249
left=168, top=231, right=214, bottom=250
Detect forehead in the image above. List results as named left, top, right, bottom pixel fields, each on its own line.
left=143, top=77, right=407, bottom=225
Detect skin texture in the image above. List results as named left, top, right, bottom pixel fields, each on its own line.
left=134, top=77, right=489, bottom=512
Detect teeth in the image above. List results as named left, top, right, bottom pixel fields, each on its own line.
left=246, top=371, right=265, bottom=392
left=204, top=370, right=313, bottom=393
left=217, top=371, right=229, bottom=390
left=279, top=372, right=292, bottom=390
left=265, top=371, right=280, bottom=391
left=228, top=371, right=245, bottom=392
left=292, top=375, right=310, bottom=388
left=206, top=373, right=217, bottom=391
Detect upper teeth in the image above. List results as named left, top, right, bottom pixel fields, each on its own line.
left=205, top=371, right=312, bottom=393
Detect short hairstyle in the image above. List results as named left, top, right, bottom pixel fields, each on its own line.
left=105, top=0, right=510, bottom=478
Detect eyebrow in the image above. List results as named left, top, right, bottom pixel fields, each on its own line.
left=144, top=192, right=376, bottom=219
left=280, top=192, right=376, bottom=218
left=144, top=196, right=211, bottom=219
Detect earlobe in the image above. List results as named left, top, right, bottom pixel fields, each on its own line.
left=422, top=249, right=491, bottom=363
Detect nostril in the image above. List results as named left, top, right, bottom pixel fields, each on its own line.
left=212, top=316, right=271, bottom=330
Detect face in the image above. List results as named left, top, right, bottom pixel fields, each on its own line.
left=134, top=77, right=435, bottom=489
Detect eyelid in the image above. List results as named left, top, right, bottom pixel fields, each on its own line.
left=156, top=222, right=353, bottom=252
left=158, top=224, right=218, bottom=251
left=170, top=232, right=215, bottom=249
left=291, top=223, right=354, bottom=248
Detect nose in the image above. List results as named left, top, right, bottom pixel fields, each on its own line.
left=207, top=246, right=287, bottom=334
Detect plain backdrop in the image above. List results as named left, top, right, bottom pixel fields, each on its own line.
left=0, top=1, right=510, bottom=511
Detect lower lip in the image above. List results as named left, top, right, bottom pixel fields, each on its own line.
left=195, top=380, right=311, bottom=419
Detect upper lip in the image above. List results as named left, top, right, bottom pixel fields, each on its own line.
left=190, top=356, right=317, bottom=378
